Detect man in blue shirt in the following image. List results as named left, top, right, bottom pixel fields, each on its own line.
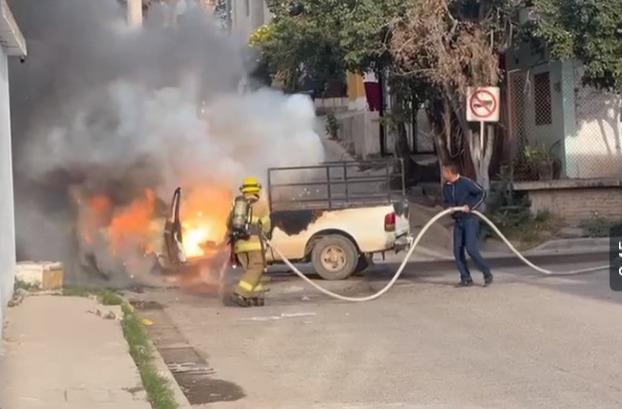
left=441, top=162, right=493, bottom=287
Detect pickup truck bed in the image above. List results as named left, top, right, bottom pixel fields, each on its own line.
left=264, top=160, right=409, bottom=280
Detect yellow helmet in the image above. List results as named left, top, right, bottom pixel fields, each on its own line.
left=240, top=177, right=262, bottom=194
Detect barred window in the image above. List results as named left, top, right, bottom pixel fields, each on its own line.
left=534, top=72, right=552, bottom=125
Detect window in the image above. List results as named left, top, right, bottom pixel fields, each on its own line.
left=534, top=72, right=552, bottom=125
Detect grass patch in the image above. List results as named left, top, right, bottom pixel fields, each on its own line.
left=62, top=287, right=123, bottom=305
left=121, top=303, right=178, bottom=409
left=14, top=279, right=40, bottom=292
left=100, top=291, right=124, bottom=306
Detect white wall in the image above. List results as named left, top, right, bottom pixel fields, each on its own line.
left=335, top=110, right=381, bottom=159
left=231, top=0, right=270, bottom=39
left=0, top=46, right=16, bottom=329
left=568, top=79, right=622, bottom=178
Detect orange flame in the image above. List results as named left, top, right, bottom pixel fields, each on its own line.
left=108, top=189, right=156, bottom=256
left=76, top=183, right=233, bottom=285
left=79, top=194, right=112, bottom=245
left=180, top=186, right=232, bottom=258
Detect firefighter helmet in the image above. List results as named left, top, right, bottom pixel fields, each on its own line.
left=240, top=177, right=262, bottom=194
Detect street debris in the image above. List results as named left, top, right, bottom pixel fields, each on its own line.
left=87, top=308, right=120, bottom=320
left=167, top=361, right=215, bottom=376
left=8, top=288, right=28, bottom=307
left=239, top=312, right=317, bottom=322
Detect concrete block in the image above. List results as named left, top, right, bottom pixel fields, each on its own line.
left=16, top=261, right=64, bottom=290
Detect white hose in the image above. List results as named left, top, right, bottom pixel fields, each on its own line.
left=262, top=206, right=609, bottom=302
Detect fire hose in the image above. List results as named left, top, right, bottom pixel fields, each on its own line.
left=260, top=206, right=610, bottom=303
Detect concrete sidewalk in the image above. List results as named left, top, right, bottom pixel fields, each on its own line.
left=0, top=296, right=151, bottom=409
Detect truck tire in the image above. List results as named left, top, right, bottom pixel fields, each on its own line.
left=311, top=235, right=358, bottom=280
left=353, top=254, right=371, bottom=276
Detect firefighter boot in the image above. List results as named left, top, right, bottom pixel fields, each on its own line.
left=250, top=296, right=265, bottom=307
left=230, top=293, right=251, bottom=307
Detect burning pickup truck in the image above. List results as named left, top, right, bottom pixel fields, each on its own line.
left=158, top=160, right=410, bottom=281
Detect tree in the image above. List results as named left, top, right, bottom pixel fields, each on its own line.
left=257, top=0, right=422, bottom=180
left=389, top=0, right=517, bottom=190
left=529, top=0, right=622, bottom=91
left=253, top=1, right=347, bottom=94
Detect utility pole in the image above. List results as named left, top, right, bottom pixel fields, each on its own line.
left=127, top=0, right=143, bottom=27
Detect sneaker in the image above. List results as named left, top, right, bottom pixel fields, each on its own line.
left=455, top=279, right=474, bottom=288
left=484, top=274, right=494, bottom=287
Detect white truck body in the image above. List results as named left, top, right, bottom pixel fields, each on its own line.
left=266, top=205, right=409, bottom=262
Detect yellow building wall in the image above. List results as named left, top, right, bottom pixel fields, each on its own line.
left=347, top=72, right=365, bottom=101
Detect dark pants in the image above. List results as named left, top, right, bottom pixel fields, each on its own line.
left=453, top=216, right=491, bottom=282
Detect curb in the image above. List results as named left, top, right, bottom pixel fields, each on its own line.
left=148, top=338, right=193, bottom=409
left=380, top=249, right=609, bottom=269
left=484, top=246, right=609, bottom=261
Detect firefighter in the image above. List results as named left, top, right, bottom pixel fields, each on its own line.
left=227, top=177, right=271, bottom=307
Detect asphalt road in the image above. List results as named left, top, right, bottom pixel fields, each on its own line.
left=135, top=256, right=622, bottom=409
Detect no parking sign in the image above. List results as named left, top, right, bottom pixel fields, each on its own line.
left=466, top=87, right=500, bottom=123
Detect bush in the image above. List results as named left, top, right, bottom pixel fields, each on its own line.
left=485, top=167, right=531, bottom=232
left=579, top=216, right=620, bottom=237
left=325, top=113, right=339, bottom=139
left=534, top=209, right=553, bottom=223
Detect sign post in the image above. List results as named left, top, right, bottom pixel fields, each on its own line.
left=466, top=86, right=501, bottom=158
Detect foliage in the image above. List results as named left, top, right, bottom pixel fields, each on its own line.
left=516, top=141, right=560, bottom=180
left=62, top=287, right=123, bottom=305
left=251, top=13, right=346, bottom=93
left=579, top=216, right=622, bottom=237
left=14, top=279, right=39, bottom=291
left=256, top=0, right=415, bottom=93
left=530, top=0, right=622, bottom=91
left=100, top=291, right=124, bottom=306
left=485, top=167, right=532, bottom=231
left=325, top=113, right=339, bottom=139
left=500, top=210, right=562, bottom=247
left=390, top=0, right=502, bottom=94
left=249, top=24, right=273, bottom=48
left=523, top=143, right=554, bottom=165
left=484, top=167, right=563, bottom=246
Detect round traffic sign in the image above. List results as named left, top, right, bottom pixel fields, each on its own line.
left=469, top=89, right=498, bottom=119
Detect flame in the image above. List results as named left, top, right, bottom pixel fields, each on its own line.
left=108, top=189, right=156, bottom=255
left=180, top=185, right=232, bottom=258
left=79, top=194, right=112, bottom=245
left=75, top=183, right=232, bottom=286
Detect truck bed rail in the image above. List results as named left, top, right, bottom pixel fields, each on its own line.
left=268, top=159, right=405, bottom=211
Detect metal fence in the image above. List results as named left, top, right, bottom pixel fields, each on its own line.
left=267, top=160, right=405, bottom=211
left=507, top=67, right=622, bottom=181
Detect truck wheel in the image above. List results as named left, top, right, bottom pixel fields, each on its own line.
left=311, top=235, right=358, bottom=280
left=353, top=254, right=371, bottom=276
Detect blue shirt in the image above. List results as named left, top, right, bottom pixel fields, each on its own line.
left=442, top=176, right=486, bottom=217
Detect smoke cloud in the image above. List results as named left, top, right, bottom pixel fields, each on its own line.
left=9, top=0, right=324, bottom=285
